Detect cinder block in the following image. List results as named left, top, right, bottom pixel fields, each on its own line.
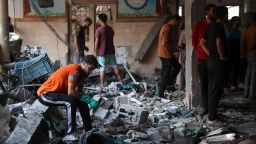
left=101, top=99, right=113, bottom=110
left=118, top=105, right=149, bottom=125
left=114, top=96, right=130, bottom=109
left=93, top=107, right=109, bottom=120
left=5, top=100, right=49, bottom=144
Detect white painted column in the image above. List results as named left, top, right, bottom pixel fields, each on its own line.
left=184, top=0, right=206, bottom=109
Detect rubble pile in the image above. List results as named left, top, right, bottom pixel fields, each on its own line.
left=1, top=53, right=256, bottom=143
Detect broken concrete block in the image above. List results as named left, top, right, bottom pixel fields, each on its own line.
left=118, top=105, right=149, bottom=125
left=105, top=111, right=117, bottom=123
left=114, top=96, right=130, bottom=109
left=130, top=97, right=143, bottom=107
left=201, top=133, right=236, bottom=143
left=101, top=98, right=113, bottom=110
left=5, top=100, right=49, bottom=144
left=200, top=128, right=224, bottom=139
left=93, top=107, right=109, bottom=120
left=0, top=105, right=10, bottom=143
left=126, top=130, right=148, bottom=140
left=147, top=126, right=174, bottom=142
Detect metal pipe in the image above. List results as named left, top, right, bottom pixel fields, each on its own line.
left=123, top=64, right=138, bottom=84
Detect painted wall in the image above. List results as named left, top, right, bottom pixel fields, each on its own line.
left=14, top=21, right=68, bottom=64
left=9, top=1, right=162, bottom=76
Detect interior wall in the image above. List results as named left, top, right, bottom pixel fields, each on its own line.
left=9, top=1, right=162, bottom=76
left=8, top=0, right=68, bottom=65
left=15, top=21, right=68, bottom=64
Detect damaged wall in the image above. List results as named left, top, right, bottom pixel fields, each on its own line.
left=14, top=21, right=68, bottom=64
left=8, top=0, right=163, bottom=76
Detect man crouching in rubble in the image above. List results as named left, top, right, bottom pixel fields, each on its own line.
left=37, top=55, right=100, bottom=141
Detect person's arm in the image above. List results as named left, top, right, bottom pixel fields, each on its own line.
left=67, top=70, right=83, bottom=98
left=192, top=25, right=198, bottom=49
left=216, top=38, right=225, bottom=60
left=200, top=38, right=209, bottom=55
left=67, top=82, right=81, bottom=98
left=94, top=29, right=100, bottom=56
left=94, top=37, right=99, bottom=56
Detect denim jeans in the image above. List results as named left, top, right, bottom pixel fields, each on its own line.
left=244, top=57, right=256, bottom=97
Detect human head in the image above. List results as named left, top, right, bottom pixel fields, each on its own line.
left=168, top=14, right=181, bottom=27
left=98, top=13, right=108, bottom=24
left=231, top=16, right=241, bottom=28
left=82, top=17, right=92, bottom=27
left=216, top=6, right=228, bottom=23
left=80, top=55, right=101, bottom=75
left=205, top=4, right=216, bottom=21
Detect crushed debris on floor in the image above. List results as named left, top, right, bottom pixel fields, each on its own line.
left=1, top=51, right=256, bottom=143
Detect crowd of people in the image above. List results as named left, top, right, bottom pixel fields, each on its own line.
left=158, top=4, right=256, bottom=126
left=34, top=5, right=256, bottom=140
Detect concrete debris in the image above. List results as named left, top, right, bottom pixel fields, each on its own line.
left=93, top=107, right=110, bottom=120
left=100, top=98, right=114, bottom=110
left=2, top=65, right=256, bottom=143
left=126, top=130, right=148, bottom=140
left=147, top=126, right=174, bottom=142
left=5, top=100, right=49, bottom=144
left=201, top=133, right=236, bottom=144
left=0, top=105, right=11, bottom=144
left=201, top=128, right=224, bottom=139
left=230, top=122, right=256, bottom=136
left=118, top=105, right=149, bottom=125
left=114, top=96, right=130, bottom=109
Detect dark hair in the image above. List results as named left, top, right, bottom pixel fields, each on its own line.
left=170, top=14, right=181, bottom=21
left=83, top=55, right=101, bottom=68
left=216, top=6, right=228, bottom=19
left=98, top=13, right=107, bottom=23
left=231, top=16, right=240, bottom=25
left=205, top=4, right=216, bottom=12
left=84, top=17, right=92, bottom=24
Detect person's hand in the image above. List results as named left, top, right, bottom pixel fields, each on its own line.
left=173, top=52, right=180, bottom=59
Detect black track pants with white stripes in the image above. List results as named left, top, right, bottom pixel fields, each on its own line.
left=38, top=93, right=92, bottom=134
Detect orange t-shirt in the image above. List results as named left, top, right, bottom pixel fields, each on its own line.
left=37, top=64, right=86, bottom=96
left=158, top=24, right=179, bottom=58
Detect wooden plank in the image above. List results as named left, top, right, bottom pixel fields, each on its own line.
left=135, top=15, right=168, bottom=61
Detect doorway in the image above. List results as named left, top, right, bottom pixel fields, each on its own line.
left=70, top=3, right=114, bottom=63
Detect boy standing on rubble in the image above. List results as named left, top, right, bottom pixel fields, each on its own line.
left=37, top=55, right=100, bottom=141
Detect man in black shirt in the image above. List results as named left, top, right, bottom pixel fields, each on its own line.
left=74, top=18, right=92, bottom=63
left=200, top=6, right=228, bottom=126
